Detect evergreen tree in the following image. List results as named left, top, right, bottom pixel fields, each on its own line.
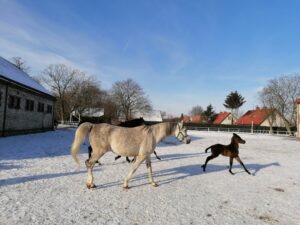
left=202, top=104, right=217, bottom=124
left=223, top=91, right=246, bottom=124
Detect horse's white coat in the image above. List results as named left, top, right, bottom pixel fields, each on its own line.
left=71, top=122, right=190, bottom=188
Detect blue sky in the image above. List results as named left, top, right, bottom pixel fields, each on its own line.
left=1, top=0, right=300, bottom=116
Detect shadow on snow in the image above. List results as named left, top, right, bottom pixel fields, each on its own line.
left=0, top=161, right=280, bottom=188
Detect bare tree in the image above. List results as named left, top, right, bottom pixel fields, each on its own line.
left=11, top=57, right=30, bottom=73
left=40, top=64, right=79, bottom=121
left=189, top=105, right=204, bottom=117
left=67, top=76, right=104, bottom=118
left=259, top=74, right=300, bottom=134
left=111, top=79, right=152, bottom=120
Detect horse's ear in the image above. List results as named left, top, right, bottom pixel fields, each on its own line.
left=233, top=133, right=237, bottom=136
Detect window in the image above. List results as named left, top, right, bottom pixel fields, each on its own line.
left=47, top=105, right=53, bottom=114
left=25, top=99, right=34, bottom=111
left=37, top=102, right=44, bottom=112
left=8, top=95, right=21, bottom=109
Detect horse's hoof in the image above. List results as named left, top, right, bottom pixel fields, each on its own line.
left=152, top=182, right=159, bottom=187
left=123, top=186, right=129, bottom=191
left=86, top=183, right=96, bottom=189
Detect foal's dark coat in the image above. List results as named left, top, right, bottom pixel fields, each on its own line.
left=201, top=133, right=251, bottom=175
left=88, top=118, right=161, bottom=164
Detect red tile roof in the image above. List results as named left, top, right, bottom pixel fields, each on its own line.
left=236, top=107, right=271, bottom=125
left=182, top=115, right=190, bottom=123
left=191, top=115, right=203, bottom=123
left=296, top=98, right=300, bottom=104
left=213, top=112, right=230, bottom=125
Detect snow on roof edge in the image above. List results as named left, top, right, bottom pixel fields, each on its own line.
left=0, top=56, right=54, bottom=97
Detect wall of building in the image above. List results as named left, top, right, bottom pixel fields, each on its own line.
left=260, top=112, right=286, bottom=127
left=0, top=82, right=6, bottom=133
left=297, top=102, right=300, bottom=138
left=0, top=80, right=54, bottom=136
left=220, top=114, right=234, bottom=125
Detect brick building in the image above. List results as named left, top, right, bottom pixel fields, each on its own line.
left=0, top=56, right=55, bottom=136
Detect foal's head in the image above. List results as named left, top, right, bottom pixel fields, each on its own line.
left=174, top=121, right=191, bottom=144
left=231, top=133, right=246, bottom=144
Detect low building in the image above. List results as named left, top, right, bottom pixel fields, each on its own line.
left=133, top=110, right=163, bottom=122
left=191, top=115, right=203, bottom=123
left=182, top=115, right=191, bottom=123
left=71, top=108, right=104, bottom=122
left=296, top=98, right=300, bottom=138
left=0, top=56, right=55, bottom=136
left=213, top=112, right=235, bottom=125
left=236, top=107, right=286, bottom=127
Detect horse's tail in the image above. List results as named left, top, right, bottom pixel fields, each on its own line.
left=205, top=146, right=212, bottom=153
left=71, top=122, right=94, bottom=166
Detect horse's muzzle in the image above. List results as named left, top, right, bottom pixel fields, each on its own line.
left=184, top=137, right=191, bottom=144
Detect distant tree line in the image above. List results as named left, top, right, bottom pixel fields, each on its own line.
left=11, top=57, right=152, bottom=122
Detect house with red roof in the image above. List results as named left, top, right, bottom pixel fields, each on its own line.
left=296, top=98, right=300, bottom=138
left=213, top=112, right=235, bottom=125
left=182, top=115, right=191, bottom=123
left=236, top=107, right=286, bottom=127
left=191, top=114, right=203, bottom=123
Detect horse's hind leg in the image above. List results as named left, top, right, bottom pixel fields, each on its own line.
left=146, top=156, right=158, bottom=187
left=123, top=155, right=146, bottom=190
left=85, top=147, right=105, bottom=189
left=88, top=146, right=100, bottom=165
left=201, top=154, right=219, bottom=172
left=235, top=156, right=251, bottom=175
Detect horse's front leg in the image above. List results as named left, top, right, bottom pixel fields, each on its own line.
left=123, top=155, right=146, bottom=190
left=146, top=156, right=158, bottom=187
left=235, top=156, right=251, bottom=175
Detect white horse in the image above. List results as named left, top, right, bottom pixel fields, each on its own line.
left=71, top=121, right=191, bottom=189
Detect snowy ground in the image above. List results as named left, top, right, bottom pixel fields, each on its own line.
left=0, top=128, right=300, bottom=225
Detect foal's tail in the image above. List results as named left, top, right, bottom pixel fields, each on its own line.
left=71, top=122, right=94, bottom=166
left=205, top=146, right=212, bottom=153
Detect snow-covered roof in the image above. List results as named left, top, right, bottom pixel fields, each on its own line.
left=0, top=56, right=53, bottom=96
left=71, top=108, right=104, bottom=117
left=134, top=110, right=163, bottom=122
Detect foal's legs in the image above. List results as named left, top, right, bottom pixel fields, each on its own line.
left=153, top=150, right=161, bottom=160
left=229, top=157, right=234, bottom=175
left=123, top=155, right=147, bottom=189
left=115, top=155, right=121, bottom=161
left=201, top=154, right=219, bottom=172
left=146, top=156, right=158, bottom=187
left=235, top=156, right=251, bottom=175
left=85, top=148, right=105, bottom=189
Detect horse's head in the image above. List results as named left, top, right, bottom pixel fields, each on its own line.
left=175, top=121, right=191, bottom=144
left=232, top=133, right=246, bottom=144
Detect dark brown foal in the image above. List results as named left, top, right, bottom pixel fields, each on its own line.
left=201, top=133, right=251, bottom=175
